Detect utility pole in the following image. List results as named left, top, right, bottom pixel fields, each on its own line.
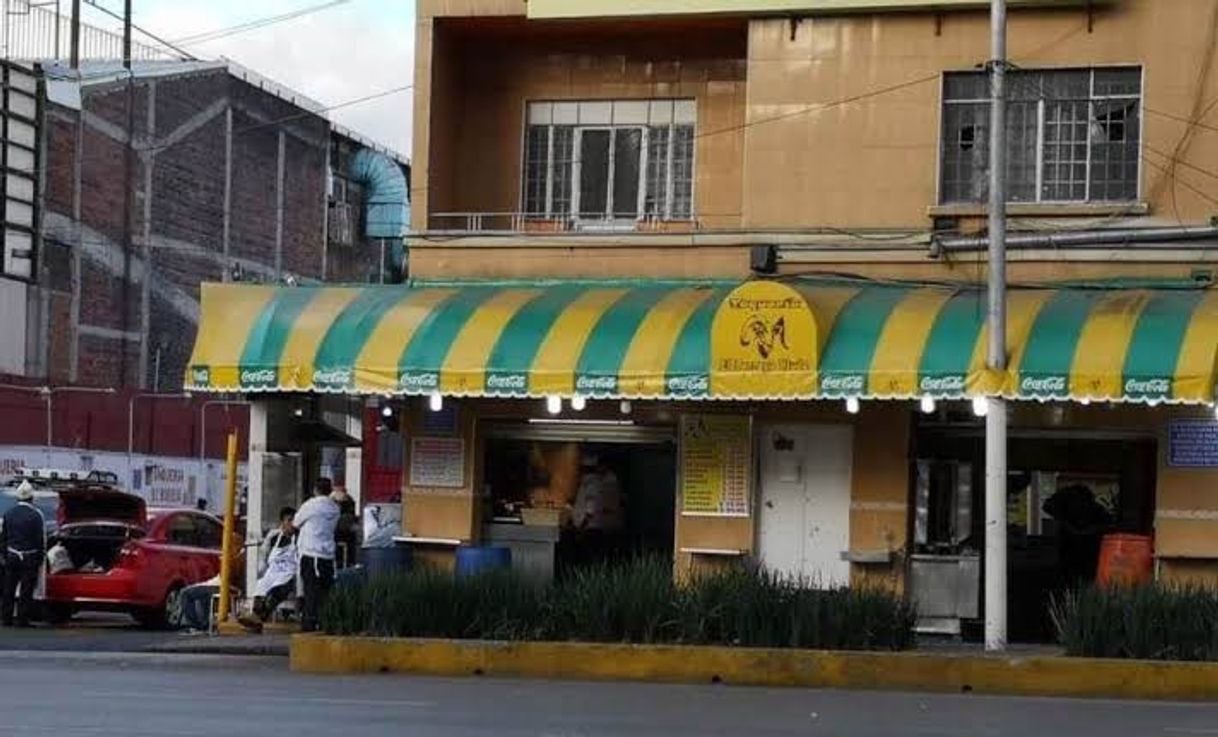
left=122, top=0, right=132, bottom=69
left=69, top=0, right=80, bottom=68
left=985, top=0, right=1009, bottom=653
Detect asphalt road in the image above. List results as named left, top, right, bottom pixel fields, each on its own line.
left=2, top=652, right=1218, bottom=737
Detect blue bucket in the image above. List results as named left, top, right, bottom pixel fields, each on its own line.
left=362, top=545, right=413, bottom=578
left=455, top=545, right=512, bottom=578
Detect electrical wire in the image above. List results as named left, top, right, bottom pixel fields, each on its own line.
left=170, top=1, right=353, bottom=47
left=82, top=0, right=195, bottom=61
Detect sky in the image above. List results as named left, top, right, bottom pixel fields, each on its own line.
left=84, top=0, right=416, bottom=156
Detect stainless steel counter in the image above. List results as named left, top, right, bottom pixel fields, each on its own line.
left=483, top=523, right=561, bottom=583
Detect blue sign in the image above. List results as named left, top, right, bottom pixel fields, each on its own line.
left=1168, top=421, right=1218, bottom=468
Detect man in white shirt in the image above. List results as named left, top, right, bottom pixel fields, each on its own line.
left=292, top=479, right=340, bottom=632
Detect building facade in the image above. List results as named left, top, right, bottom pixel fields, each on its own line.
left=0, top=59, right=410, bottom=391
left=189, top=0, right=1218, bottom=641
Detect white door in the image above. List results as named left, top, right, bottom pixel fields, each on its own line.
left=758, top=424, right=854, bottom=586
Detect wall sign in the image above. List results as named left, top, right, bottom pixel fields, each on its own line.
left=409, top=437, right=466, bottom=489
left=1168, top=421, right=1218, bottom=468
left=710, top=281, right=817, bottom=399
left=680, top=414, right=751, bottom=517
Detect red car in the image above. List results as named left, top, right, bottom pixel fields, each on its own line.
left=44, top=487, right=235, bottom=628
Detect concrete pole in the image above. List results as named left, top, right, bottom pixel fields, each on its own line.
left=69, top=0, right=81, bottom=69
left=985, top=0, right=1009, bottom=653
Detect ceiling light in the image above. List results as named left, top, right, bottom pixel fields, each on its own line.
left=428, top=392, right=443, bottom=412
left=546, top=395, right=562, bottom=415
left=972, top=396, right=988, bottom=417
left=570, top=394, right=587, bottom=411
left=845, top=397, right=860, bottom=415
left=920, top=395, right=936, bottom=415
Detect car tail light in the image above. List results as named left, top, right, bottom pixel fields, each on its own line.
left=116, top=542, right=143, bottom=568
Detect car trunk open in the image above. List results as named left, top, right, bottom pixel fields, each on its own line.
left=54, top=522, right=144, bottom=573
left=52, top=488, right=148, bottom=574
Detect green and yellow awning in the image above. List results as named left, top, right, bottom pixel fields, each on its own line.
left=185, top=279, right=1218, bottom=404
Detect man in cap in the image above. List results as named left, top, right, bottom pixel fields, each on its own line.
left=1, top=481, right=47, bottom=627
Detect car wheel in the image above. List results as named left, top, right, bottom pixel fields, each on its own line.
left=164, top=586, right=185, bottom=630
left=136, top=584, right=184, bottom=630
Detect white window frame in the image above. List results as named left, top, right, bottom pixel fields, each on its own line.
left=571, top=126, right=649, bottom=224
left=521, top=99, right=696, bottom=224
left=938, top=65, right=1143, bottom=205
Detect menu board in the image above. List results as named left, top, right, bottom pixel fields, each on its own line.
left=409, top=437, right=466, bottom=489
left=680, top=414, right=751, bottom=517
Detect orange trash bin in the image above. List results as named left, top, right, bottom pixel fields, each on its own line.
left=1096, top=533, right=1154, bottom=587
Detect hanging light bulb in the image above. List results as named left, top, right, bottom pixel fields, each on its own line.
left=546, top=395, right=562, bottom=415
left=972, top=395, right=989, bottom=417
left=920, top=395, right=936, bottom=415
left=619, top=400, right=632, bottom=415
left=428, top=392, right=443, bottom=412
left=1080, top=397, right=1092, bottom=406
left=570, top=394, right=587, bottom=411
left=845, top=397, right=860, bottom=415
left=381, top=403, right=394, bottom=418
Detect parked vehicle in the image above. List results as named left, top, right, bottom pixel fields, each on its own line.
left=43, top=493, right=237, bottom=628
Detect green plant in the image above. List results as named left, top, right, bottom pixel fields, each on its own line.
left=1051, top=583, right=1218, bottom=661
left=321, top=557, right=915, bottom=652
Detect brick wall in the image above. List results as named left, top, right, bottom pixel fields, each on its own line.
left=38, top=67, right=338, bottom=392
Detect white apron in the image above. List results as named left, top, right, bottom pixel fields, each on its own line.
left=254, top=540, right=298, bottom=598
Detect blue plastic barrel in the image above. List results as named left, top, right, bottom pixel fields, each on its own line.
left=455, top=545, right=512, bottom=578
left=362, top=545, right=413, bottom=578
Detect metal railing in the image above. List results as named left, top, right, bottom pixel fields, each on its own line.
left=2, top=0, right=180, bottom=62
left=427, top=211, right=699, bottom=235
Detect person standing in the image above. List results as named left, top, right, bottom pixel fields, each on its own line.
left=292, top=480, right=340, bottom=633
left=1, top=481, right=47, bottom=627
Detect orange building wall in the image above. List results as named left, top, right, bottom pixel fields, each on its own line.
left=742, top=0, right=1218, bottom=228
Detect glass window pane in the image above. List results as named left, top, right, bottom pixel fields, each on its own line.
left=1042, top=70, right=1090, bottom=100
left=940, top=102, right=989, bottom=202
left=523, top=126, right=550, bottom=216
left=671, top=125, right=695, bottom=219
left=612, top=128, right=642, bottom=218
left=579, top=130, right=611, bottom=219
left=944, top=73, right=988, bottom=101
left=645, top=126, right=670, bottom=218
left=551, top=127, right=574, bottom=218
left=1089, top=100, right=1140, bottom=200
left=1042, top=100, right=1090, bottom=201
left=1094, top=68, right=1141, bottom=97
left=1005, top=101, right=1039, bottom=202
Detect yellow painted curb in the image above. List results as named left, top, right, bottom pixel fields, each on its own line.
left=291, top=636, right=1218, bottom=701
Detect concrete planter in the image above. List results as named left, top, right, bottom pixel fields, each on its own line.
left=291, top=635, right=1218, bottom=701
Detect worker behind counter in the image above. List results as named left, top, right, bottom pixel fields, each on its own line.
left=570, top=455, right=624, bottom=567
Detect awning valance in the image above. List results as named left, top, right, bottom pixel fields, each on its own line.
left=185, top=280, right=1218, bottom=404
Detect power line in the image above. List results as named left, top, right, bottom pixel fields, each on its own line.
left=82, top=0, right=195, bottom=60
left=171, top=0, right=353, bottom=47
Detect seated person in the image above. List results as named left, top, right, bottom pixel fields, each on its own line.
left=239, top=507, right=298, bottom=633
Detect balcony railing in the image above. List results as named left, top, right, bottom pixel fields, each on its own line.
left=427, top=212, right=699, bottom=235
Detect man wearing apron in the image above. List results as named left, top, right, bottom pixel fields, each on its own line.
left=238, top=507, right=298, bottom=633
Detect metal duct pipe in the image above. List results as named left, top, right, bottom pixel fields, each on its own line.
left=934, top=224, right=1218, bottom=255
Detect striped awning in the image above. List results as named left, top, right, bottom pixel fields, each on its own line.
left=185, top=280, right=1218, bottom=404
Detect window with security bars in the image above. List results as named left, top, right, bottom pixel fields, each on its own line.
left=940, top=67, right=1141, bottom=204
left=523, top=99, right=696, bottom=222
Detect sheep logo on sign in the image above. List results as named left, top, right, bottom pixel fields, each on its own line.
left=740, top=315, right=788, bottom=359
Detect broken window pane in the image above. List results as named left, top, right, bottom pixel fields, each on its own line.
left=939, top=67, right=1141, bottom=204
